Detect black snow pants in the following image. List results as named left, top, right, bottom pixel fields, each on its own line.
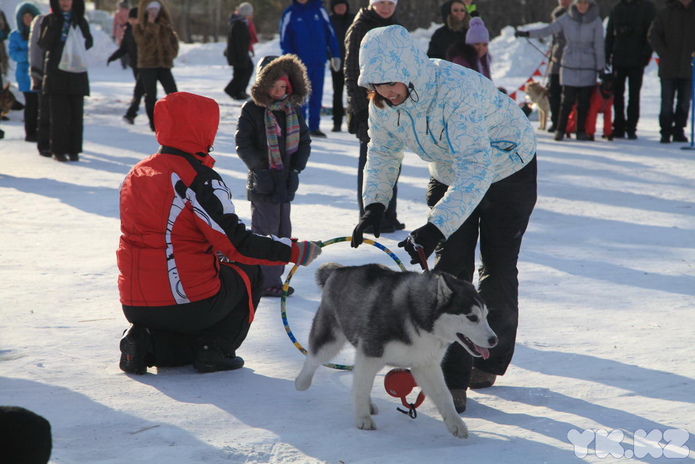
left=428, top=156, right=537, bottom=390
left=122, top=263, right=264, bottom=367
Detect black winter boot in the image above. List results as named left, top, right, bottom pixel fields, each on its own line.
left=194, top=343, right=244, bottom=373
left=119, top=324, right=153, bottom=375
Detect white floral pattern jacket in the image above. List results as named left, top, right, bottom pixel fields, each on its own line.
left=357, top=25, right=537, bottom=238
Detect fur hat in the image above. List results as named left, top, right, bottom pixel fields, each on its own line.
left=466, top=17, right=489, bottom=44
left=237, top=2, right=253, bottom=17
left=370, top=0, right=397, bottom=5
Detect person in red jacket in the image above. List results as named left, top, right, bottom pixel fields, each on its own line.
left=566, top=73, right=615, bottom=140
left=117, top=91, right=321, bottom=375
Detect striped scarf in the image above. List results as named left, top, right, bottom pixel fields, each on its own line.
left=265, top=99, right=299, bottom=171
left=60, top=11, right=72, bottom=43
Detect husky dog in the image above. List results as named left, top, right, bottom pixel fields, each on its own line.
left=524, top=81, right=550, bottom=131
left=295, top=263, right=498, bottom=439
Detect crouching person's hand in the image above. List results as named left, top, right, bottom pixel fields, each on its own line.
left=291, top=241, right=322, bottom=266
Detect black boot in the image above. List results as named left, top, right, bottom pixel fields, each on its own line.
left=194, top=343, right=244, bottom=373
left=119, top=324, right=153, bottom=375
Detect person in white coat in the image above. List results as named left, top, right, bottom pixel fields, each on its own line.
left=516, top=0, right=605, bottom=141
left=350, top=24, right=537, bottom=413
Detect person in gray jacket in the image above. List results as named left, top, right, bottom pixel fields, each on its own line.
left=547, top=0, right=571, bottom=132
left=648, top=0, right=695, bottom=144
left=28, top=13, right=49, bottom=156
left=516, top=0, right=605, bottom=141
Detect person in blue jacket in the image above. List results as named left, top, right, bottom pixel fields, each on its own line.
left=8, top=2, right=42, bottom=142
left=351, top=25, right=537, bottom=414
left=279, top=0, right=340, bottom=138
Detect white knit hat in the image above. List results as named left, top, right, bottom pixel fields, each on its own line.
left=146, top=1, right=161, bottom=13
left=370, top=0, right=397, bottom=5
left=237, top=2, right=253, bottom=17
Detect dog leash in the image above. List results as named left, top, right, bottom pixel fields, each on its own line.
left=412, top=241, right=430, bottom=272
left=380, top=240, right=429, bottom=419
left=522, top=36, right=605, bottom=72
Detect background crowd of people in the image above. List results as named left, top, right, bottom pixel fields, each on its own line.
left=0, top=0, right=691, bottom=151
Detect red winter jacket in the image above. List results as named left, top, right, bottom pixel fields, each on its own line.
left=566, top=84, right=613, bottom=137
left=117, top=92, right=303, bottom=306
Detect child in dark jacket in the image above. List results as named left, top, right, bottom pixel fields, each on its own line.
left=235, top=54, right=312, bottom=298
left=107, top=7, right=144, bottom=124
left=8, top=2, right=42, bottom=142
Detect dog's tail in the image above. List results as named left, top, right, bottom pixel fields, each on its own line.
left=315, top=262, right=343, bottom=288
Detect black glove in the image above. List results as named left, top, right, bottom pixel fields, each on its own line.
left=351, top=203, right=385, bottom=248
left=397, top=223, right=445, bottom=267
left=347, top=109, right=368, bottom=136
left=514, top=30, right=530, bottom=38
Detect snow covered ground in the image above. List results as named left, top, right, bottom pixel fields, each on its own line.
left=1, top=23, right=694, bottom=464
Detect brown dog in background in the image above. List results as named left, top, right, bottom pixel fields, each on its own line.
left=524, top=81, right=550, bottom=131
left=0, top=84, right=24, bottom=119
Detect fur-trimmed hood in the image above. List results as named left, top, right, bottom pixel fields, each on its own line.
left=251, top=54, right=311, bottom=107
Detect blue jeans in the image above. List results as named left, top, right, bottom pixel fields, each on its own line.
left=659, top=77, right=692, bottom=137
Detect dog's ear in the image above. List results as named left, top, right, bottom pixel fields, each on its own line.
left=435, top=272, right=455, bottom=304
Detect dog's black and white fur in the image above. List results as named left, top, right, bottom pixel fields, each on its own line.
left=295, top=263, right=498, bottom=438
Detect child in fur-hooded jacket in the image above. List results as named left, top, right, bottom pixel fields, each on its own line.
left=234, top=54, right=312, bottom=296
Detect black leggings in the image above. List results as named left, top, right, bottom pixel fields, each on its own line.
left=139, top=67, right=178, bottom=130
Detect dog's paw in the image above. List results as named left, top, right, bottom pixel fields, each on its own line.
left=355, top=416, right=377, bottom=430
left=294, top=374, right=312, bottom=391
left=369, top=400, right=379, bottom=415
left=445, top=416, right=469, bottom=439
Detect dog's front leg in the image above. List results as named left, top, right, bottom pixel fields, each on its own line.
left=411, top=365, right=469, bottom=439
left=352, top=353, right=382, bottom=430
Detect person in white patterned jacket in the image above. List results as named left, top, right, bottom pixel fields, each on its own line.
left=350, top=24, right=537, bottom=414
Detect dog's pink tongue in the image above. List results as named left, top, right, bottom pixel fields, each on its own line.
left=477, top=346, right=490, bottom=360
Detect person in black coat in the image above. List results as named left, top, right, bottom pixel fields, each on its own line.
left=329, top=0, right=354, bottom=132
left=605, top=0, right=656, bottom=139
left=38, top=0, right=93, bottom=162
left=428, top=0, right=469, bottom=59
left=108, top=7, right=144, bottom=125
left=224, top=2, right=254, bottom=100
left=344, top=0, right=404, bottom=233
left=235, top=54, right=312, bottom=298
